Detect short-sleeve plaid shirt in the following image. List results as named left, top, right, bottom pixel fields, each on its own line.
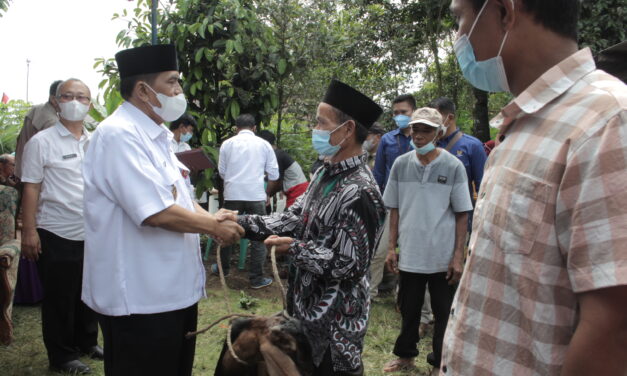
left=441, top=48, right=627, bottom=375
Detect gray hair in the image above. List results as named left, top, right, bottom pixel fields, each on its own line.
left=56, top=78, right=90, bottom=97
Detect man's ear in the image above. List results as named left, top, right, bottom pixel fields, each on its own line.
left=50, top=96, right=60, bottom=113
left=134, top=81, right=154, bottom=105
left=497, top=0, right=516, bottom=31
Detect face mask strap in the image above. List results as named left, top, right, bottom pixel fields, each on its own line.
left=468, top=0, right=490, bottom=38
left=497, top=0, right=514, bottom=56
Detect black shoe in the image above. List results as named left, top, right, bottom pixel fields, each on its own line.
left=426, top=352, right=440, bottom=368
left=50, top=359, right=92, bottom=374
left=80, top=345, right=104, bottom=360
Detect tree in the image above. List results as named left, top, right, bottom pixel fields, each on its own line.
left=0, top=100, right=31, bottom=153
left=0, top=0, right=11, bottom=17
left=578, top=0, right=626, bottom=55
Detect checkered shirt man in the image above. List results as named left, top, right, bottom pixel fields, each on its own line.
left=441, top=48, right=627, bottom=375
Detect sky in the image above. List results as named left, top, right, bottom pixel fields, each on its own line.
left=0, top=0, right=137, bottom=104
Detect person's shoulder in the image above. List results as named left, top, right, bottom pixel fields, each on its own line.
left=580, top=69, right=627, bottom=111
left=382, top=129, right=399, bottom=140
left=461, top=132, right=483, bottom=146
left=439, top=148, right=465, bottom=166
left=28, top=123, right=59, bottom=144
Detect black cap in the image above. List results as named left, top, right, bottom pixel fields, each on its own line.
left=322, top=79, right=382, bottom=128
left=115, top=44, right=179, bottom=79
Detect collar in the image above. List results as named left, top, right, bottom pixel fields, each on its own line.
left=390, top=128, right=411, bottom=137
left=122, top=102, right=169, bottom=140
left=237, top=129, right=255, bottom=136
left=438, top=129, right=460, bottom=145
left=323, top=153, right=367, bottom=177
left=490, top=48, right=596, bottom=134
left=54, top=121, right=90, bottom=139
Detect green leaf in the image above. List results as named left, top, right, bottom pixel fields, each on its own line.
left=277, top=58, right=287, bottom=75
left=230, top=101, right=240, bottom=119
left=234, top=40, right=244, bottom=54
left=195, top=48, right=204, bottom=63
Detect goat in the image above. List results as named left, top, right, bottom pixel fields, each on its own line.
left=214, top=313, right=314, bottom=376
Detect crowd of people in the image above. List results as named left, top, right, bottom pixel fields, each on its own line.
left=3, top=0, right=626, bottom=375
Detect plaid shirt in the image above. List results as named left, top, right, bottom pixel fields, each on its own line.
left=442, top=48, right=627, bottom=375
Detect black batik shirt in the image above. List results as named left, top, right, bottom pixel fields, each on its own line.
left=238, top=153, right=386, bottom=372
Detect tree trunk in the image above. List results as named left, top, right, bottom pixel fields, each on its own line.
left=430, top=36, right=443, bottom=96
left=276, top=84, right=284, bottom=146
left=472, top=88, right=490, bottom=142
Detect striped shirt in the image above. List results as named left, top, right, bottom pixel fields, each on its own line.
left=441, top=48, right=627, bottom=375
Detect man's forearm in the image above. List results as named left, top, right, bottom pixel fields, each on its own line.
left=21, top=183, right=40, bottom=233
left=143, top=204, right=217, bottom=234
left=561, top=286, right=627, bottom=375
left=388, top=208, right=399, bottom=250
left=266, top=180, right=280, bottom=197
left=454, top=212, right=468, bottom=257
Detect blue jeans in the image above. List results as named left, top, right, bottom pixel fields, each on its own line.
left=219, top=200, right=267, bottom=285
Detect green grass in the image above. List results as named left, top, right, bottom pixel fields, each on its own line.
left=1, top=279, right=433, bottom=375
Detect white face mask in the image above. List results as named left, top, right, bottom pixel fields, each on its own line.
left=58, top=100, right=89, bottom=122
left=144, top=84, right=187, bottom=122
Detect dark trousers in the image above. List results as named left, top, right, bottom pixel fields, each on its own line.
left=219, top=200, right=267, bottom=284
left=97, top=304, right=198, bottom=376
left=393, top=271, right=456, bottom=367
left=37, top=228, right=98, bottom=365
left=312, top=347, right=363, bottom=376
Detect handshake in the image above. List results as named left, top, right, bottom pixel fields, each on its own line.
left=210, top=208, right=245, bottom=246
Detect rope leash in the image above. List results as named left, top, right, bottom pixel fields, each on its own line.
left=186, top=244, right=289, bottom=366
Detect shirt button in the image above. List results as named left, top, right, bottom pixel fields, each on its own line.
left=443, top=365, right=447, bottom=373
left=498, top=134, right=506, bottom=142
left=451, top=308, right=455, bottom=315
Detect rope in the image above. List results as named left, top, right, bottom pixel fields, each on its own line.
left=270, top=245, right=288, bottom=312
left=187, top=244, right=291, bottom=366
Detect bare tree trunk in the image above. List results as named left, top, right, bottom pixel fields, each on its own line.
left=430, top=36, right=443, bottom=96
left=472, top=88, right=490, bottom=142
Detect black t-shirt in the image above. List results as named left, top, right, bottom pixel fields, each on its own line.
left=274, top=149, right=294, bottom=182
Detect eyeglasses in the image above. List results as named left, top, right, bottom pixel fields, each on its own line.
left=57, top=93, right=91, bottom=104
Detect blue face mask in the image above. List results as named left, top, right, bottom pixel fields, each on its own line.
left=453, top=0, right=511, bottom=93
left=410, top=129, right=440, bottom=155
left=180, top=132, right=192, bottom=143
left=393, top=114, right=411, bottom=129
left=312, top=122, right=347, bottom=157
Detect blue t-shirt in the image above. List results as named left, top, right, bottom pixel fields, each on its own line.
left=373, top=128, right=412, bottom=191
left=436, top=129, right=487, bottom=196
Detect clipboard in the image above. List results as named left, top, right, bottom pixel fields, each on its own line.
left=175, top=149, right=215, bottom=171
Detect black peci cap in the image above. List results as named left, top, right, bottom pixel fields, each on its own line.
left=115, top=44, right=179, bottom=79
left=322, top=79, right=383, bottom=128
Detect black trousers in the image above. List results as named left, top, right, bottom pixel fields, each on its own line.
left=393, top=271, right=456, bottom=367
left=97, top=304, right=198, bottom=376
left=37, top=228, right=98, bottom=365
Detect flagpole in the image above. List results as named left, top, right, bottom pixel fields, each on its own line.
left=26, top=59, right=30, bottom=102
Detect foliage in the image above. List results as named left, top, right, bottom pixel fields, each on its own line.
left=578, top=0, right=626, bottom=54
left=0, top=100, right=31, bottom=154
left=0, top=0, right=10, bottom=17
left=238, top=290, right=259, bottom=310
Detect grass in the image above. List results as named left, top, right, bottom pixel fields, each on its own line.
left=0, top=263, right=434, bottom=376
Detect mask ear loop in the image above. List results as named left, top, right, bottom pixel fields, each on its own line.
left=468, top=0, right=490, bottom=38
left=497, top=0, right=515, bottom=56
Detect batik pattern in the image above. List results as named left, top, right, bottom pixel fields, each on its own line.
left=239, top=153, right=386, bottom=372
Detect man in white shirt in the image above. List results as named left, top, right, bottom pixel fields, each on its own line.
left=170, top=113, right=195, bottom=152
left=21, top=78, right=101, bottom=375
left=81, top=44, right=243, bottom=376
left=215, top=114, right=279, bottom=289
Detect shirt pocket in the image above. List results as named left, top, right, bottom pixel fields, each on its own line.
left=479, top=167, right=551, bottom=255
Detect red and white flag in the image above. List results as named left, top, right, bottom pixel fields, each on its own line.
left=1, top=93, right=8, bottom=104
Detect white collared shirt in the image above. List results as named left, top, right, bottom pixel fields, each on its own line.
left=82, top=102, right=205, bottom=316
left=218, top=129, right=279, bottom=201
left=171, top=139, right=191, bottom=153
left=21, top=122, right=90, bottom=240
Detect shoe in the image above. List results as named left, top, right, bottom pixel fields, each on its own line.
left=383, top=358, right=415, bottom=373
left=211, top=264, right=229, bottom=277
left=251, top=277, right=273, bottom=289
left=426, top=352, right=440, bottom=368
left=80, top=345, right=104, bottom=360
left=50, top=359, right=92, bottom=374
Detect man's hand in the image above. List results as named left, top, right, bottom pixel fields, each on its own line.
left=213, top=220, right=244, bottom=245
left=264, top=235, right=293, bottom=254
left=21, top=229, right=41, bottom=261
left=214, top=208, right=238, bottom=222
left=385, top=249, right=399, bottom=274
left=446, top=253, right=463, bottom=285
